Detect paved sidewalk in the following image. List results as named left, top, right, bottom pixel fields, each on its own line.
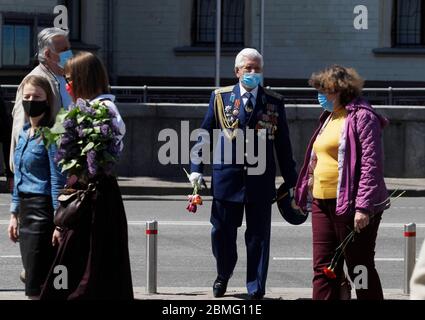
left=116, top=177, right=425, bottom=196
left=133, top=287, right=409, bottom=300
left=0, top=287, right=410, bottom=300
left=0, top=177, right=421, bottom=301
left=1, top=176, right=424, bottom=196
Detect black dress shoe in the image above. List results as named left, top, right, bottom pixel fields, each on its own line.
left=213, top=277, right=228, bottom=298
left=248, top=292, right=264, bottom=300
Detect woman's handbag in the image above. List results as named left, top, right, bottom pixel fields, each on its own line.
left=54, top=183, right=96, bottom=229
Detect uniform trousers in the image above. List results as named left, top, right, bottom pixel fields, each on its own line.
left=210, top=198, right=272, bottom=295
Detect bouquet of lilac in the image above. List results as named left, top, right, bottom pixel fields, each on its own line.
left=42, top=98, right=122, bottom=181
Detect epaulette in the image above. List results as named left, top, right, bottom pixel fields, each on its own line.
left=215, top=85, right=234, bottom=95
left=263, top=88, right=284, bottom=100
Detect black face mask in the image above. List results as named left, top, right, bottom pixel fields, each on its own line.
left=22, top=100, right=49, bottom=117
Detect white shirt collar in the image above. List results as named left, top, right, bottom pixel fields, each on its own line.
left=90, top=94, right=116, bottom=104
left=239, top=82, right=258, bottom=100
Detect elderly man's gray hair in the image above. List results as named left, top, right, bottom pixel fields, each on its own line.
left=234, top=48, right=264, bottom=70
left=37, top=27, right=69, bottom=63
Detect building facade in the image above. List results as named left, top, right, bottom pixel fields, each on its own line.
left=1, top=0, right=425, bottom=86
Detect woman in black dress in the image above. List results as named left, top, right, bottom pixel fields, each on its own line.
left=40, top=52, right=133, bottom=300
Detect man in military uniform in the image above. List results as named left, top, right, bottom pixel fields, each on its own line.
left=190, top=48, right=298, bottom=299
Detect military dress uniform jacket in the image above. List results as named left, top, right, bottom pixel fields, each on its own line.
left=191, top=84, right=297, bottom=204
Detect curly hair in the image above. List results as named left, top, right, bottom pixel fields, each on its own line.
left=308, top=65, right=365, bottom=106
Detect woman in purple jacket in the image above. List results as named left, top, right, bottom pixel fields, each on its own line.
left=294, top=65, right=390, bottom=300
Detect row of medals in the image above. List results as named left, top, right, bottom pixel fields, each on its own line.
left=224, top=93, right=278, bottom=140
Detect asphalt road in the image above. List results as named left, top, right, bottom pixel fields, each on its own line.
left=0, top=194, right=424, bottom=291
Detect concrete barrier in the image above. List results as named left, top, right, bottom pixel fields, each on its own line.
left=116, top=103, right=425, bottom=178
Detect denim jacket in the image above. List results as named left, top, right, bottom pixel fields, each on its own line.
left=10, top=124, right=66, bottom=214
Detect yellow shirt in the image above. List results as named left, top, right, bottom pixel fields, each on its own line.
left=312, top=108, right=348, bottom=199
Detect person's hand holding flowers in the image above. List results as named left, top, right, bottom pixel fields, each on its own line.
left=354, top=211, right=369, bottom=233
left=323, top=189, right=406, bottom=279
left=184, top=168, right=205, bottom=214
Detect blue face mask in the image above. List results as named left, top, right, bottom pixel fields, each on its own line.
left=57, top=49, right=73, bottom=69
left=317, top=93, right=334, bottom=112
left=241, top=73, right=262, bottom=89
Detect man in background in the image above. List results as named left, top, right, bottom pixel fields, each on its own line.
left=10, top=27, right=73, bottom=172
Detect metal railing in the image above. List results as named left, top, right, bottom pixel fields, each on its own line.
left=3, top=84, right=425, bottom=105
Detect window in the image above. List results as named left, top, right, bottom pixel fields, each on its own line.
left=2, top=24, right=31, bottom=66
left=1, top=13, right=57, bottom=68
left=192, top=0, right=244, bottom=46
left=392, top=0, right=425, bottom=47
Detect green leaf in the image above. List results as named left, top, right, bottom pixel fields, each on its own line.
left=77, top=115, right=86, bottom=124
left=50, top=122, right=66, bottom=135
left=61, top=159, right=78, bottom=172
left=94, top=143, right=105, bottom=151
left=81, top=142, right=95, bottom=154
left=56, top=109, right=68, bottom=124
left=66, top=107, right=79, bottom=119
left=38, top=128, right=58, bottom=148
left=85, top=117, right=94, bottom=124
left=83, top=128, right=93, bottom=135
left=93, top=126, right=101, bottom=134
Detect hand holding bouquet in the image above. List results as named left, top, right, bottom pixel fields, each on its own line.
left=41, top=98, right=122, bottom=184
left=184, top=168, right=204, bottom=214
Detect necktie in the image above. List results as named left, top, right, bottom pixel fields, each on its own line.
left=244, top=93, right=254, bottom=113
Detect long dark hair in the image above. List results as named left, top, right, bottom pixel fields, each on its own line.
left=64, top=51, right=110, bottom=101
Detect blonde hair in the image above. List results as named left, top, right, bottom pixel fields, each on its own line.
left=309, top=65, right=364, bottom=106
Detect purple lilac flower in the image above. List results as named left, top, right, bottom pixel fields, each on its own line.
left=108, top=137, right=121, bottom=157
left=75, top=98, right=87, bottom=109
left=79, top=105, right=96, bottom=116
left=108, top=108, right=117, bottom=118
left=100, top=124, right=109, bottom=137
left=63, top=119, right=76, bottom=129
left=54, top=148, right=66, bottom=164
left=87, top=150, right=97, bottom=177
left=75, top=98, right=96, bottom=116
left=88, top=107, right=96, bottom=116
left=60, top=132, right=75, bottom=145
left=77, top=125, right=85, bottom=138
left=75, top=99, right=96, bottom=115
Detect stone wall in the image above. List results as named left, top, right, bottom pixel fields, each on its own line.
left=116, top=103, right=425, bottom=178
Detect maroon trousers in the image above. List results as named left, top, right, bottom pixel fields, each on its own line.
left=312, top=198, right=384, bottom=300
